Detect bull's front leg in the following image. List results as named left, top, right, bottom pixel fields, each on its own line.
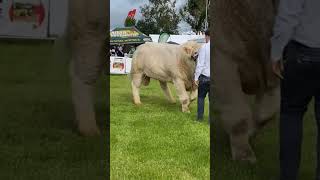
left=68, top=0, right=107, bottom=136
left=213, top=49, right=256, bottom=163
left=190, top=89, right=198, bottom=102
left=70, top=60, right=101, bottom=136
left=69, top=34, right=105, bottom=136
left=173, top=78, right=190, bottom=113
left=252, top=86, right=280, bottom=132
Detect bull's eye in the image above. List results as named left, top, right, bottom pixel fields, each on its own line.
left=192, top=52, right=199, bottom=59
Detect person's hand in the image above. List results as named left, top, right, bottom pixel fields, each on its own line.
left=272, top=59, right=284, bottom=79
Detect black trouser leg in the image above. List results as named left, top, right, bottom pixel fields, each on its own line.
left=197, top=75, right=210, bottom=120
left=315, top=94, right=320, bottom=180
left=279, top=41, right=318, bottom=180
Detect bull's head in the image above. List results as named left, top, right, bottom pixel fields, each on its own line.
left=181, top=41, right=202, bottom=61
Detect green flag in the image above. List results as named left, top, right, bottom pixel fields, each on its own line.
left=158, top=33, right=170, bottom=43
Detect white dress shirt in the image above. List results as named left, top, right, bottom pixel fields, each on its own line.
left=271, top=0, right=320, bottom=61
left=194, top=41, right=210, bottom=81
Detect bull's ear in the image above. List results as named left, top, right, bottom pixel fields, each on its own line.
left=183, top=47, right=192, bottom=55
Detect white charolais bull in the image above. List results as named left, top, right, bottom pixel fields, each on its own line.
left=130, top=42, right=202, bottom=112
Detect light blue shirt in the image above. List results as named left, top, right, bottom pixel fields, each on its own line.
left=194, top=41, right=210, bottom=81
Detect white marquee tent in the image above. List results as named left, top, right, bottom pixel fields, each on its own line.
left=149, top=34, right=205, bottom=44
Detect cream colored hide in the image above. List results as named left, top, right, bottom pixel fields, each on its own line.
left=68, top=0, right=107, bottom=136
left=130, top=41, right=202, bottom=113
left=213, top=0, right=280, bottom=162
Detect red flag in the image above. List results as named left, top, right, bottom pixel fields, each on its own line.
left=127, top=9, right=136, bottom=18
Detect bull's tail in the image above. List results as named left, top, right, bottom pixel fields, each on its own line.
left=129, top=45, right=150, bottom=86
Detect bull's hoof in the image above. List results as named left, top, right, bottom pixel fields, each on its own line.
left=256, top=115, right=276, bottom=130
left=190, top=97, right=197, bottom=102
left=182, top=108, right=191, bottom=113
left=133, top=101, right=143, bottom=106
left=78, top=125, right=101, bottom=137
left=232, top=146, right=257, bottom=164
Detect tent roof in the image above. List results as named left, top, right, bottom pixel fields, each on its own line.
left=110, top=26, right=152, bottom=45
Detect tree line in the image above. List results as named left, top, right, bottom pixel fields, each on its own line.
left=124, top=0, right=210, bottom=35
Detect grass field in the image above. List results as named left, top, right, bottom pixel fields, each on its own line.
left=0, top=42, right=107, bottom=179
left=2, top=41, right=318, bottom=180
left=213, top=100, right=318, bottom=180
left=110, top=75, right=210, bottom=179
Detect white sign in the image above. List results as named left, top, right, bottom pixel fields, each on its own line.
left=110, top=57, right=126, bottom=74
left=110, top=57, right=133, bottom=74
left=0, top=0, right=49, bottom=38
left=125, top=58, right=132, bottom=74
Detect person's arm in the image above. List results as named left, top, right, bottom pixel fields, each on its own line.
left=271, top=0, right=306, bottom=61
left=194, top=46, right=205, bottom=81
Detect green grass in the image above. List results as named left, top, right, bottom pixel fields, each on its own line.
left=110, top=75, right=210, bottom=179
left=0, top=42, right=107, bottom=179
left=4, top=41, right=317, bottom=180
left=213, top=100, right=318, bottom=180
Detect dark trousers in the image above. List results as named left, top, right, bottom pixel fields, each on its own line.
left=280, top=40, right=320, bottom=180
left=197, top=74, right=210, bottom=120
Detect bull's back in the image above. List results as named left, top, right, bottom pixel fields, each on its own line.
left=132, top=44, right=179, bottom=71
left=131, top=43, right=180, bottom=81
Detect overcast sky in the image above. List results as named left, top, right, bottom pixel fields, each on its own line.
left=110, top=0, right=191, bottom=33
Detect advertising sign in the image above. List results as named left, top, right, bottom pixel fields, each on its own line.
left=0, top=0, right=49, bottom=38
left=110, top=57, right=132, bottom=74
left=110, top=57, right=126, bottom=74
left=110, top=27, right=152, bottom=44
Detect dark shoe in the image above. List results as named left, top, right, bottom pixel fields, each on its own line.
left=197, top=117, right=203, bottom=122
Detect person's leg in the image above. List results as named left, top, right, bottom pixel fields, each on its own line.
left=313, top=61, right=320, bottom=180
left=316, top=94, right=320, bottom=180
left=280, top=41, right=314, bottom=180
left=197, top=76, right=207, bottom=120
left=203, top=77, right=211, bottom=124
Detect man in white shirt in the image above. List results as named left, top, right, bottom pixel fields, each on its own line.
left=270, top=0, right=320, bottom=179
left=194, top=30, right=210, bottom=121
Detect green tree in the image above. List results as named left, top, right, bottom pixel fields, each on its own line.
left=124, top=17, right=136, bottom=27
left=136, top=0, right=180, bottom=35
left=180, top=0, right=210, bottom=33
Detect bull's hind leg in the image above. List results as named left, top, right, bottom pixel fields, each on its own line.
left=159, top=81, right=176, bottom=103
left=131, top=73, right=143, bottom=105
left=252, top=86, right=280, bottom=132
left=213, top=49, right=256, bottom=162
left=173, top=78, right=190, bottom=113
